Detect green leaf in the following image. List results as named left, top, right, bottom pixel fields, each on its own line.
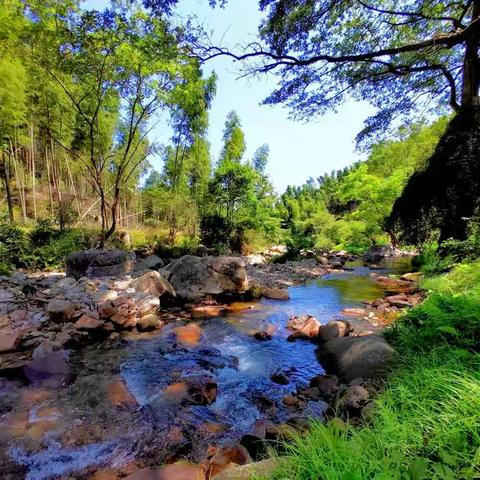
left=408, top=457, right=428, bottom=480
left=432, top=463, right=456, bottom=480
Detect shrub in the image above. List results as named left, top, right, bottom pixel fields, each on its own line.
left=0, top=223, right=30, bottom=272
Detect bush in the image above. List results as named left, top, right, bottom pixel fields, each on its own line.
left=0, top=223, right=30, bottom=272
left=200, top=213, right=233, bottom=252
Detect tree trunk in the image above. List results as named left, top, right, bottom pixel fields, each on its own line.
left=1, top=151, right=14, bottom=223
left=462, top=0, right=480, bottom=108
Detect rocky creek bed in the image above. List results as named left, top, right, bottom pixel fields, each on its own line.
left=0, top=252, right=419, bottom=480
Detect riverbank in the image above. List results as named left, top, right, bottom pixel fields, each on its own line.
left=261, top=260, right=480, bottom=479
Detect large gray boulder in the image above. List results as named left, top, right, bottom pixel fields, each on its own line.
left=316, top=335, right=395, bottom=382
left=162, top=255, right=248, bottom=301
left=66, top=249, right=136, bottom=279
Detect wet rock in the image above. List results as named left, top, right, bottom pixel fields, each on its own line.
left=297, top=387, right=321, bottom=400
left=66, top=249, right=136, bottom=279
left=75, top=314, right=104, bottom=330
left=131, top=271, right=175, bottom=301
left=0, top=354, right=30, bottom=379
left=184, top=376, right=217, bottom=405
left=318, top=321, right=352, bottom=343
left=107, top=379, right=137, bottom=408
left=282, top=394, right=304, bottom=408
left=337, top=385, right=370, bottom=413
left=254, top=331, right=272, bottom=341
left=135, top=294, right=160, bottom=317
left=208, top=445, right=252, bottom=478
left=270, top=371, right=289, bottom=385
left=309, top=374, right=339, bottom=400
left=10, top=309, right=27, bottom=322
left=261, top=287, right=290, bottom=300
left=0, top=332, right=23, bottom=353
left=163, top=255, right=248, bottom=301
left=287, top=315, right=321, bottom=338
left=173, top=324, right=202, bottom=346
left=316, top=336, right=394, bottom=382
left=341, top=308, right=368, bottom=318
left=124, top=465, right=205, bottom=480
left=191, top=305, right=229, bottom=318
left=137, top=314, right=162, bottom=331
left=23, top=350, right=72, bottom=387
left=45, top=299, right=75, bottom=323
left=385, top=293, right=413, bottom=308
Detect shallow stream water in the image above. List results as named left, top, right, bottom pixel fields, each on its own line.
left=0, top=260, right=412, bottom=479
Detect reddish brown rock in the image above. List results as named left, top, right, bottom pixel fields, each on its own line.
left=75, top=315, right=104, bottom=330
left=191, top=305, right=229, bottom=318
left=45, top=299, right=75, bottom=323
left=110, top=314, right=128, bottom=327
left=0, top=332, right=23, bottom=353
left=173, top=324, right=201, bottom=346
left=98, top=302, right=117, bottom=319
left=208, top=445, right=252, bottom=478
left=287, top=315, right=321, bottom=337
left=10, top=310, right=27, bottom=322
left=282, top=395, right=303, bottom=408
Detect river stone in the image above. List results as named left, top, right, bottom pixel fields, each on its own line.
left=309, top=374, right=339, bottom=399
left=261, top=287, right=290, bottom=300
left=317, top=335, right=394, bottom=382
left=137, top=254, right=164, bottom=271
left=208, top=445, right=252, bottom=478
left=131, top=271, right=176, bottom=300
left=337, top=385, right=370, bottom=413
left=45, top=299, right=75, bottom=323
left=66, top=249, right=136, bottom=279
left=163, top=255, right=248, bottom=301
left=318, top=321, right=352, bottom=343
left=137, top=313, right=162, bottom=331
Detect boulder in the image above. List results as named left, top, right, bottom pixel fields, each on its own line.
left=270, top=371, right=289, bottom=385
left=211, top=459, right=276, bottom=480
left=131, top=271, right=175, bottom=301
left=45, top=299, right=75, bottom=323
left=316, top=336, right=395, bottom=382
left=66, top=249, right=136, bottom=279
left=163, top=255, right=248, bottom=301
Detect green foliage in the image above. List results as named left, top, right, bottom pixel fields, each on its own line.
left=0, top=223, right=30, bottom=272
left=278, top=119, right=447, bottom=253
left=265, top=351, right=480, bottom=480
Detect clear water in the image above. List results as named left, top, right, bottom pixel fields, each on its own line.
left=1, top=261, right=404, bottom=479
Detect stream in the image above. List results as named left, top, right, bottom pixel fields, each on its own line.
left=0, top=260, right=412, bottom=479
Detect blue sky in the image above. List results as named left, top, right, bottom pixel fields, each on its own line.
left=84, top=0, right=374, bottom=191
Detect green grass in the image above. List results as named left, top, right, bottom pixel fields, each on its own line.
left=263, top=262, right=480, bottom=480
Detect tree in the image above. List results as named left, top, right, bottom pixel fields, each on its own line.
left=219, top=111, right=246, bottom=164
left=198, top=1, right=480, bottom=142
left=31, top=5, right=195, bottom=246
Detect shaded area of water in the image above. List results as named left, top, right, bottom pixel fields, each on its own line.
left=1, top=260, right=405, bottom=479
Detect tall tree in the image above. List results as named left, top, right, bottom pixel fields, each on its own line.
left=199, top=1, right=480, bottom=142
left=219, top=111, right=246, bottom=164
